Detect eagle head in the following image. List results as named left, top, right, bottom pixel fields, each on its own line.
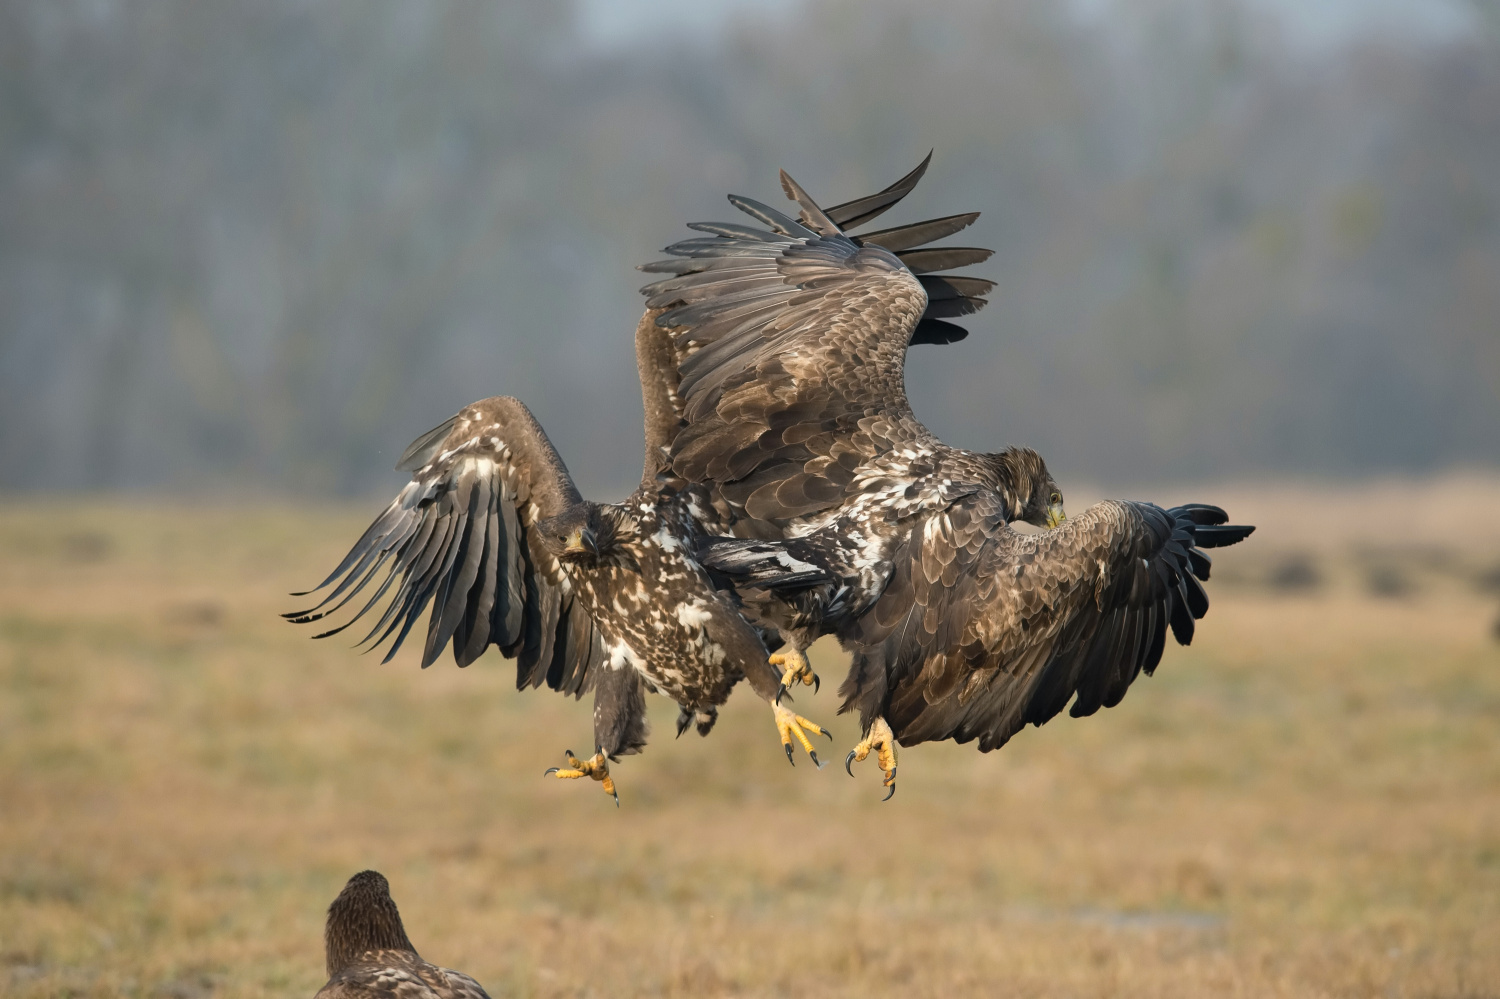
left=995, top=447, right=1066, bottom=530
left=539, top=504, right=638, bottom=568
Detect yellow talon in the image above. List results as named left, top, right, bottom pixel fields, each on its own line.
left=844, top=717, right=899, bottom=800
left=544, top=749, right=619, bottom=806
left=773, top=702, right=832, bottom=768
left=769, top=648, right=819, bottom=703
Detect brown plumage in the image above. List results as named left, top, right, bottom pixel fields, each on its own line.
left=285, top=164, right=1002, bottom=793
left=316, top=871, right=489, bottom=999
left=639, top=156, right=1254, bottom=795
left=286, top=313, right=795, bottom=796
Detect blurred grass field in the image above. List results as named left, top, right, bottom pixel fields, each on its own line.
left=2, top=478, right=1499, bottom=999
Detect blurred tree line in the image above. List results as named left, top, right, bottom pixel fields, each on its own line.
left=1, top=0, right=1496, bottom=497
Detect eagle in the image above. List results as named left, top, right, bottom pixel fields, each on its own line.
left=316, top=870, right=489, bottom=999
left=639, top=156, right=1255, bottom=798
left=286, top=310, right=833, bottom=803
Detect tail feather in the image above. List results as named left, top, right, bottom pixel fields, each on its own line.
left=696, top=537, right=833, bottom=590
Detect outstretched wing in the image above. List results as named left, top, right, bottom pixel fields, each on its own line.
left=286, top=396, right=608, bottom=698
left=639, top=156, right=993, bottom=527
left=840, top=499, right=1254, bottom=750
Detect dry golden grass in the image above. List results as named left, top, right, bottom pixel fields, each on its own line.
left=2, top=478, right=1499, bottom=998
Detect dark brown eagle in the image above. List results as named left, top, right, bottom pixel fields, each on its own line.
left=639, top=156, right=1255, bottom=798
left=286, top=311, right=833, bottom=802
left=316, top=870, right=489, bottom=999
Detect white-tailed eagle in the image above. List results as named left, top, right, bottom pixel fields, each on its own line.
left=287, top=313, right=833, bottom=802
left=316, top=870, right=489, bottom=999
left=639, top=155, right=1255, bottom=798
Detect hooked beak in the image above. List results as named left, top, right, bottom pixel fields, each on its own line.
left=1045, top=503, right=1067, bottom=530
left=563, top=527, right=599, bottom=558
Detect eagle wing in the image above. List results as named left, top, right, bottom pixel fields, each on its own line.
left=841, top=499, right=1254, bottom=751
left=640, top=156, right=993, bottom=527
left=316, top=954, right=491, bottom=999
left=286, top=396, right=608, bottom=698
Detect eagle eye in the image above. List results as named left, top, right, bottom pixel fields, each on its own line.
left=1049, top=492, right=1062, bottom=505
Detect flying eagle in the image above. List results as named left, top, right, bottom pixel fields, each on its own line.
left=316, top=870, right=489, bottom=999
left=639, top=156, right=1255, bottom=798
left=286, top=311, right=832, bottom=802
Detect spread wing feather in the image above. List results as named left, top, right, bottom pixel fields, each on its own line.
left=841, top=499, right=1254, bottom=750
left=818, top=151, right=932, bottom=230
left=286, top=396, right=606, bottom=696
left=640, top=156, right=993, bottom=527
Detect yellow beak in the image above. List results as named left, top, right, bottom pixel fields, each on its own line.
left=1045, top=504, right=1067, bottom=529
left=563, top=528, right=599, bottom=557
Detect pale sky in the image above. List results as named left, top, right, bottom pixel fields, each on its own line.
left=575, top=0, right=1479, bottom=51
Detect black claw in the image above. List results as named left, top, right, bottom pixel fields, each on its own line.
left=613, top=792, right=620, bottom=808
left=564, top=749, right=575, bottom=759
left=813, top=674, right=821, bottom=694
left=882, top=783, right=896, bottom=802
left=809, top=751, right=825, bottom=769
left=544, top=767, right=559, bottom=776
left=845, top=751, right=856, bottom=777
left=785, top=743, right=795, bottom=766
left=821, top=728, right=833, bottom=742
left=676, top=714, right=690, bottom=738
left=775, top=683, right=787, bottom=704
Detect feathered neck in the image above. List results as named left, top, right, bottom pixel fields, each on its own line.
left=591, top=502, right=643, bottom=566
left=325, top=871, right=416, bottom=977
left=987, top=447, right=1046, bottom=522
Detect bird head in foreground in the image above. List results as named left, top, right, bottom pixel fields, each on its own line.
left=995, top=447, right=1066, bottom=529
left=538, top=503, right=638, bottom=567
left=325, top=870, right=416, bottom=977
left=538, top=505, right=604, bottom=565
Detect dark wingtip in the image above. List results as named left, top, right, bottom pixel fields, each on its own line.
left=779, top=170, right=841, bottom=236
left=824, top=150, right=934, bottom=230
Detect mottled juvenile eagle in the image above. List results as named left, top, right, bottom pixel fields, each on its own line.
left=287, top=313, right=831, bottom=802
left=640, top=156, right=1255, bottom=798
left=316, top=870, right=489, bottom=999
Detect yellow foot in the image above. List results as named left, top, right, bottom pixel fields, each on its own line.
left=544, top=749, right=619, bottom=806
left=845, top=716, right=899, bottom=801
left=773, top=702, right=832, bottom=768
left=770, top=648, right=819, bottom=703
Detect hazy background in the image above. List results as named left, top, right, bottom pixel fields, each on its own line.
left=4, top=7, right=1500, bottom=995
left=3, top=0, right=1497, bottom=500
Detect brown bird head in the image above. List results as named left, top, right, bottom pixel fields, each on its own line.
left=993, top=447, right=1066, bottom=530
left=324, top=870, right=416, bottom=978
left=539, top=505, right=600, bottom=564
left=539, top=503, right=637, bottom=568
